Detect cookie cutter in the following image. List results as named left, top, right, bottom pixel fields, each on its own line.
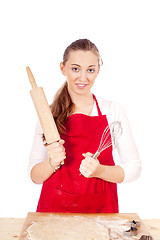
left=124, top=220, right=140, bottom=236
left=124, top=220, right=153, bottom=239
left=124, top=226, right=138, bottom=236
left=139, top=235, right=153, bottom=240
left=128, top=220, right=141, bottom=228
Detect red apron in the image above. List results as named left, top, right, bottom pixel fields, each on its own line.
left=37, top=95, right=119, bottom=213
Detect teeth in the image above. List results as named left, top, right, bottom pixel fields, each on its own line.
left=76, top=83, right=88, bottom=89
left=77, top=84, right=86, bottom=86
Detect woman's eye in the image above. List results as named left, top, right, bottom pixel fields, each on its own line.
left=88, top=69, right=95, bottom=73
left=72, top=67, right=79, bottom=72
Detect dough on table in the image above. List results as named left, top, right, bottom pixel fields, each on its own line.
left=27, top=216, right=109, bottom=240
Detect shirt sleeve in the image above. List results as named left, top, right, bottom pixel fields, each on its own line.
left=96, top=97, right=142, bottom=184
left=28, top=120, right=48, bottom=182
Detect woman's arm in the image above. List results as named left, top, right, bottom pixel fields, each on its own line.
left=30, top=140, right=66, bottom=184
left=80, top=153, right=124, bottom=183
left=31, top=157, right=55, bottom=184
left=110, top=102, right=141, bottom=183
left=28, top=121, right=66, bottom=184
left=98, top=165, right=125, bottom=183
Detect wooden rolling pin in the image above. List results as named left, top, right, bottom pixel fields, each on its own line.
left=26, top=66, right=60, bottom=144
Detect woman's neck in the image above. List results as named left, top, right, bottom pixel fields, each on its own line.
left=69, top=91, right=95, bottom=115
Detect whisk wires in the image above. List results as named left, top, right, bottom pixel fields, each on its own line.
left=92, top=121, right=122, bottom=159
left=97, top=125, right=112, bottom=152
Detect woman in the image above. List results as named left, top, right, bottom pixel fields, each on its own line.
left=28, top=39, right=141, bottom=213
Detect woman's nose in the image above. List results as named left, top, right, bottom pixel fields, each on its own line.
left=79, top=70, right=87, bottom=82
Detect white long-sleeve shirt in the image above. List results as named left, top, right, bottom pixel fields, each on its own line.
left=28, top=96, right=141, bottom=184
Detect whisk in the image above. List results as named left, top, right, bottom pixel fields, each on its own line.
left=92, top=121, right=122, bottom=159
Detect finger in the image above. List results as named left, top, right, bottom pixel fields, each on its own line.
left=81, top=156, right=99, bottom=166
left=59, top=139, right=65, bottom=145
left=48, top=146, right=65, bottom=154
left=47, top=141, right=66, bottom=154
left=79, top=165, right=91, bottom=178
left=85, top=157, right=99, bottom=165
left=49, top=150, right=66, bottom=161
left=53, top=152, right=66, bottom=162
left=47, top=140, right=65, bottom=151
left=80, top=159, right=99, bottom=174
left=81, top=164, right=94, bottom=175
left=80, top=160, right=93, bottom=172
left=50, top=155, right=66, bottom=167
left=82, top=152, right=93, bottom=158
left=47, top=141, right=59, bottom=150
left=80, top=159, right=91, bottom=168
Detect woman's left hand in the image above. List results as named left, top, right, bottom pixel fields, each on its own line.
left=79, top=152, right=102, bottom=178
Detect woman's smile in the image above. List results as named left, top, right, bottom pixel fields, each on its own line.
left=75, top=82, right=88, bottom=89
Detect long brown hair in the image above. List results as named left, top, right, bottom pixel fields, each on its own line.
left=50, top=39, right=102, bottom=134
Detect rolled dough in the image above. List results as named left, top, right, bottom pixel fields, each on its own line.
left=27, top=216, right=109, bottom=240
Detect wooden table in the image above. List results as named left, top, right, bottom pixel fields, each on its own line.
left=0, top=217, right=160, bottom=240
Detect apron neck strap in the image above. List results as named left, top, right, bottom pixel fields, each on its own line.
left=93, top=94, right=102, bottom=116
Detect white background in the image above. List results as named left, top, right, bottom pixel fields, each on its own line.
left=0, top=0, right=160, bottom=219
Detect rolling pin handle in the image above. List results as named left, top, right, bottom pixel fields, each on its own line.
left=26, top=66, right=37, bottom=89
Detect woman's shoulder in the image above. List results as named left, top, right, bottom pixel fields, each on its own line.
left=96, top=96, right=124, bottom=114
left=95, top=95, right=128, bottom=124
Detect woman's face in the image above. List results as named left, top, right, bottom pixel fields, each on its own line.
left=60, top=50, right=100, bottom=96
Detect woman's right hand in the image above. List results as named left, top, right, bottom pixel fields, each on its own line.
left=46, top=139, right=66, bottom=170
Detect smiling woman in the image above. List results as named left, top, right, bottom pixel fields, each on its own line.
left=28, top=39, right=141, bottom=214
left=60, top=51, right=99, bottom=93
left=59, top=50, right=100, bottom=116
